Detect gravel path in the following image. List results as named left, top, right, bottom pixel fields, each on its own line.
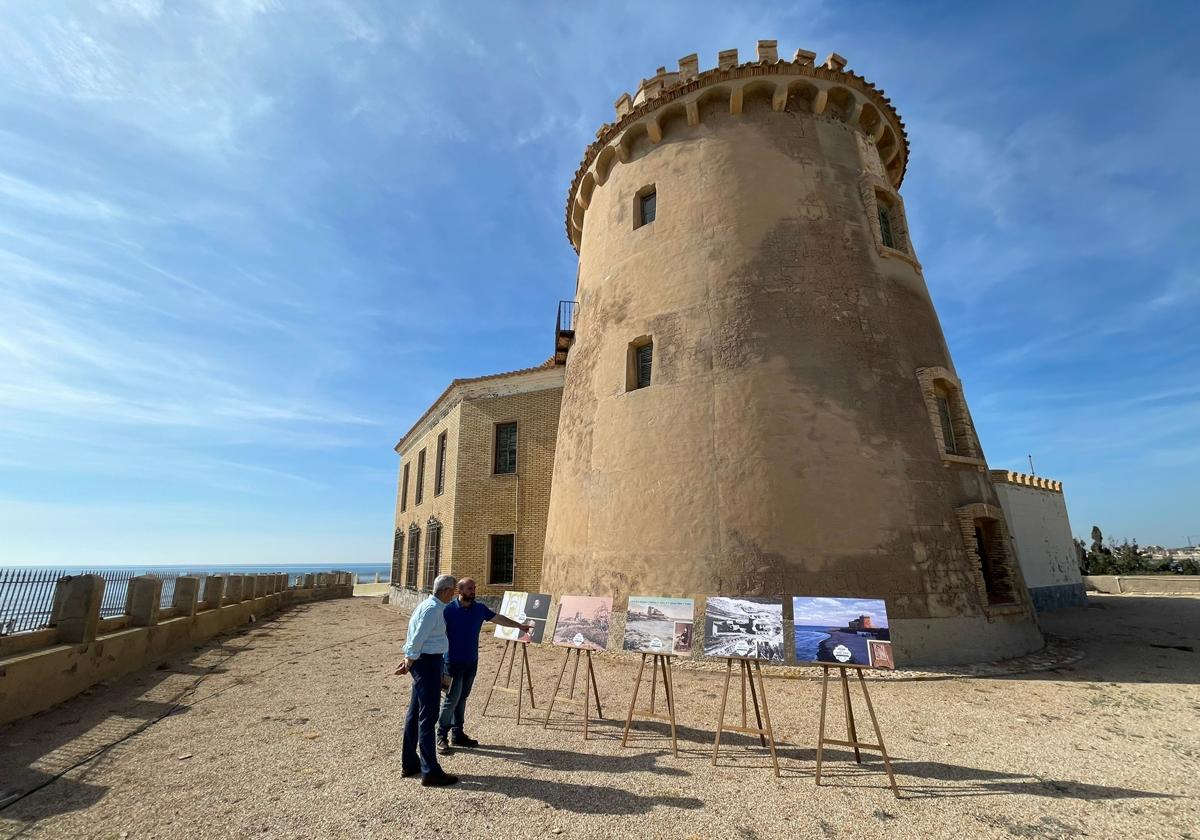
left=1, top=594, right=1196, bottom=839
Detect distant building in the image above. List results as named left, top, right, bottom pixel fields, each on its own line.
left=990, top=471, right=1086, bottom=610
left=847, top=615, right=874, bottom=631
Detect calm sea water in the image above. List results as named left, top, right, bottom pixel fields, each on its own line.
left=793, top=626, right=833, bottom=662
left=0, top=562, right=391, bottom=635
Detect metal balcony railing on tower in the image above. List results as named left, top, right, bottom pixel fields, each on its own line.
left=555, top=300, right=577, bottom=364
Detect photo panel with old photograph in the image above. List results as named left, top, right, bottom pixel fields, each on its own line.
left=622, top=596, right=694, bottom=655
left=792, top=596, right=893, bottom=669
left=494, top=591, right=552, bottom=644
left=551, top=595, right=613, bottom=651
left=702, top=597, right=785, bottom=662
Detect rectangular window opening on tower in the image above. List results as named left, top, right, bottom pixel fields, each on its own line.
left=878, top=205, right=895, bottom=249
left=489, top=534, right=515, bottom=585
left=936, top=395, right=958, bottom=456
left=494, top=422, right=517, bottom=474
left=414, top=448, right=426, bottom=505
left=626, top=337, right=653, bottom=391
left=636, top=186, right=656, bottom=229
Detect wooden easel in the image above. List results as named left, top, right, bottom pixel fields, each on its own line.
left=712, top=657, right=780, bottom=776
left=814, top=665, right=899, bottom=797
left=543, top=647, right=603, bottom=739
left=481, top=639, right=537, bottom=724
left=621, top=653, right=678, bottom=756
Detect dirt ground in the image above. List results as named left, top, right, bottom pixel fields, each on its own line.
left=0, top=593, right=1196, bottom=840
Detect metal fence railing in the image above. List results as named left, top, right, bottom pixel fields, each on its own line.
left=0, top=569, right=388, bottom=636
left=0, top=568, right=65, bottom=635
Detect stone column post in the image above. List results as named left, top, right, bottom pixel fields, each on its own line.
left=255, top=574, right=267, bottom=598
left=316, top=573, right=329, bottom=588
left=303, top=573, right=315, bottom=589
left=125, top=576, right=162, bottom=627
left=49, top=574, right=104, bottom=644
left=203, top=575, right=225, bottom=609
left=172, top=576, right=201, bottom=618
left=224, top=575, right=243, bottom=605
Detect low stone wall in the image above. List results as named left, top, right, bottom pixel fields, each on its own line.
left=1084, top=575, right=1200, bottom=595
left=0, top=571, right=355, bottom=727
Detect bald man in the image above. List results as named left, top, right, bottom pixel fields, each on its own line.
left=437, top=577, right=530, bottom=753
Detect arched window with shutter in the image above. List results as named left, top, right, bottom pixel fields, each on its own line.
left=390, top=528, right=405, bottom=585
left=405, top=524, right=421, bottom=589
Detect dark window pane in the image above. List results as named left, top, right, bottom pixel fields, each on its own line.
left=390, top=530, right=404, bottom=584
left=636, top=343, right=653, bottom=389
left=937, top=396, right=957, bottom=455
left=489, top=534, right=515, bottom=585
left=434, top=432, right=447, bottom=495
left=494, top=422, right=517, bottom=474
left=415, top=449, right=426, bottom=504
left=400, top=463, right=409, bottom=512
left=406, top=527, right=421, bottom=588
left=639, top=190, right=656, bottom=226
left=423, top=524, right=441, bottom=591
left=878, top=205, right=894, bottom=249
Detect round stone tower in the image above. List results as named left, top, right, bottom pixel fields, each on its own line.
left=543, top=42, right=1043, bottom=665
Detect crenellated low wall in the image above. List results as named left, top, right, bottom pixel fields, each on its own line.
left=0, top=572, right=355, bottom=727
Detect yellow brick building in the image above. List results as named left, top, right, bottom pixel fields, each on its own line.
left=389, top=361, right=564, bottom=600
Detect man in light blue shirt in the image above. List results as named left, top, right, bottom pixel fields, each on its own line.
left=394, top=574, right=458, bottom=786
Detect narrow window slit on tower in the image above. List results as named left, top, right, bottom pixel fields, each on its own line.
left=626, top=337, right=653, bottom=391
left=937, top=395, right=957, bottom=455
left=636, top=343, right=653, bottom=388
left=878, top=205, right=895, bottom=249
left=635, top=185, right=656, bottom=228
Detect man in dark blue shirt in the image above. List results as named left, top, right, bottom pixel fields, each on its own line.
left=438, top=577, right=530, bottom=753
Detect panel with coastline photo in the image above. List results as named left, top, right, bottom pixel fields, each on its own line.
left=792, top=596, right=894, bottom=669
left=552, top=595, right=613, bottom=651
left=494, top=591, right=552, bottom=643
left=702, top=597, right=785, bottom=662
left=622, top=596, right=694, bottom=655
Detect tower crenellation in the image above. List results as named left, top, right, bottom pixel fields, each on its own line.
left=569, top=41, right=910, bottom=251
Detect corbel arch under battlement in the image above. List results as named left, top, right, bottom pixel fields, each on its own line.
left=566, top=71, right=906, bottom=251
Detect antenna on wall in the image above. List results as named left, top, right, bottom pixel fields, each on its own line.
left=1027, top=454, right=1035, bottom=475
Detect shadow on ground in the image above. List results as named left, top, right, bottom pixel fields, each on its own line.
left=0, top=605, right=320, bottom=825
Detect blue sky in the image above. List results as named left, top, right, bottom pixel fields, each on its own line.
left=1, top=0, right=1197, bottom=567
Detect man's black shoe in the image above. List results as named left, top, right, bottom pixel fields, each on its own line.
left=436, top=735, right=453, bottom=755
left=421, top=771, right=459, bottom=787
left=450, top=733, right=479, bottom=748
left=401, top=768, right=421, bottom=778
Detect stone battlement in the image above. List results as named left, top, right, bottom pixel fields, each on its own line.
left=990, top=470, right=1064, bottom=493
left=566, top=40, right=909, bottom=250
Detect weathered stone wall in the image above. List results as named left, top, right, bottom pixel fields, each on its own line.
left=543, top=53, right=1042, bottom=665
